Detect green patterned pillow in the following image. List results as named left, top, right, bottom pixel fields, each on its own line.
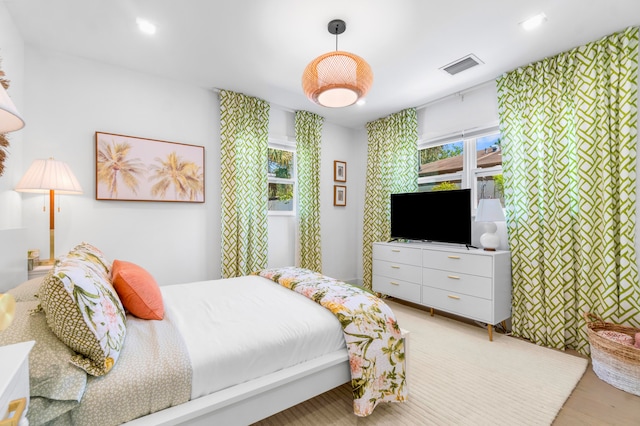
left=39, top=249, right=126, bottom=376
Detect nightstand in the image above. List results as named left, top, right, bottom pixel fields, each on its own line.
left=27, top=265, right=52, bottom=281
left=0, top=341, right=34, bottom=426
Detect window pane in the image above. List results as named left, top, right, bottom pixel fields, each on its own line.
left=268, top=148, right=293, bottom=179
left=268, top=182, right=294, bottom=211
left=477, top=175, right=504, bottom=206
left=418, top=179, right=462, bottom=192
left=419, top=141, right=464, bottom=177
left=476, top=134, right=502, bottom=169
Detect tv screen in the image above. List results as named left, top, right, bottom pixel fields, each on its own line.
left=390, top=189, right=472, bottom=245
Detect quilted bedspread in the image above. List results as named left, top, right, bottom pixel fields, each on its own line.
left=254, top=267, right=407, bottom=416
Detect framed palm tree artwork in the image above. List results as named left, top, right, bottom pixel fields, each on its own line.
left=96, top=132, right=205, bottom=202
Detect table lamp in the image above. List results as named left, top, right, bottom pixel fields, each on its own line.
left=0, top=84, right=25, bottom=133
left=475, top=198, right=505, bottom=251
left=16, top=158, right=83, bottom=264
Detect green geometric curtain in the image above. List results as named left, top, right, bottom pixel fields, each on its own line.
left=362, top=108, right=418, bottom=290
left=497, top=27, right=640, bottom=355
left=220, top=90, right=270, bottom=278
left=295, top=110, right=324, bottom=272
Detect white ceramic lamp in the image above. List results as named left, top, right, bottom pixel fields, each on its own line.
left=475, top=198, right=505, bottom=251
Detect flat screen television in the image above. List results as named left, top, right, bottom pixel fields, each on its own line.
left=390, top=189, right=472, bottom=245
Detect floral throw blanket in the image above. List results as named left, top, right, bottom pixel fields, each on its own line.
left=253, top=267, right=407, bottom=416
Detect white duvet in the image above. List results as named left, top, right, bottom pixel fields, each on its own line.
left=161, top=275, right=346, bottom=399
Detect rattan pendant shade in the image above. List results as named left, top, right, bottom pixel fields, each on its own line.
left=302, top=20, right=373, bottom=108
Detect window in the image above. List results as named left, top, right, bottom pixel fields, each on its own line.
left=418, top=128, right=503, bottom=208
left=268, top=141, right=296, bottom=215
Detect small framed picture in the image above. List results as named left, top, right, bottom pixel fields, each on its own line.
left=334, top=160, right=347, bottom=182
left=334, top=185, right=347, bottom=206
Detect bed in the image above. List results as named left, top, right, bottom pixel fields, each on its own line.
left=0, top=240, right=408, bottom=426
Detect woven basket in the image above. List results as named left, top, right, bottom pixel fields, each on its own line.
left=584, top=312, right=640, bottom=396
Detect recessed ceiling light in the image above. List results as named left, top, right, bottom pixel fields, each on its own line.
left=356, top=99, right=366, bottom=106
left=136, top=18, right=156, bottom=35
left=520, top=13, right=547, bottom=31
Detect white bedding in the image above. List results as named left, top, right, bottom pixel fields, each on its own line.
left=161, top=275, right=346, bottom=399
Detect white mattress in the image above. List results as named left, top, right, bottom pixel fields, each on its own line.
left=161, top=275, right=346, bottom=399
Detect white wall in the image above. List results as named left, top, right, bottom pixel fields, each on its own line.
left=21, top=47, right=218, bottom=285
left=15, top=43, right=361, bottom=285
left=0, top=3, right=25, bottom=229
left=320, top=122, right=363, bottom=282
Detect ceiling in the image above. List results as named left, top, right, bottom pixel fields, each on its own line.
left=4, top=0, right=640, bottom=129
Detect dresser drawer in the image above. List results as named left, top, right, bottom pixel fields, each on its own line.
left=422, top=286, right=492, bottom=323
left=373, top=260, right=422, bottom=284
left=373, top=275, right=421, bottom=303
left=373, top=244, right=422, bottom=266
left=423, top=268, right=492, bottom=299
left=422, top=249, right=493, bottom=277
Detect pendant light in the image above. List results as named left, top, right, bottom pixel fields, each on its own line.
left=302, top=19, right=373, bottom=108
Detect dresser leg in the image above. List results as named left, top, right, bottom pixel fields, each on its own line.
left=429, top=307, right=434, bottom=317
left=487, top=324, right=493, bottom=341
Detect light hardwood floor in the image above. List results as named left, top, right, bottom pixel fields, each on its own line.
left=553, top=354, right=640, bottom=425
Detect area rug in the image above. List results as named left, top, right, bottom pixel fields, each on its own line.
left=253, top=300, right=588, bottom=426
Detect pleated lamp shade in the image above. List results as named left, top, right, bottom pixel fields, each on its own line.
left=0, top=84, right=25, bottom=133
left=302, top=51, right=373, bottom=108
left=15, top=158, right=83, bottom=194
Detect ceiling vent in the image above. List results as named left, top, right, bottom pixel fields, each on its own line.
left=440, top=54, right=483, bottom=76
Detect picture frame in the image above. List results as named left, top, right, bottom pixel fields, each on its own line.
left=333, top=185, right=347, bottom=206
left=96, top=132, right=205, bottom=202
left=334, top=160, right=347, bottom=182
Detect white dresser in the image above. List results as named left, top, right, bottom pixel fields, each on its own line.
left=0, top=341, right=34, bottom=426
left=373, top=242, right=511, bottom=340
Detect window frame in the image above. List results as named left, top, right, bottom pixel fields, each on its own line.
left=268, top=138, right=297, bottom=216
left=417, top=125, right=502, bottom=212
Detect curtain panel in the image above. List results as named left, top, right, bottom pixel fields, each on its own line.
left=497, top=26, right=640, bottom=354
left=295, top=110, right=324, bottom=272
left=362, top=108, right=418, bottom=290
left=220, top=90, right=270, bottom=278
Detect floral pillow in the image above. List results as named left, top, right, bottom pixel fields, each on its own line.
left=39, top=247, right=126, bottom=376
left=68, top=241, right=112, bottom=277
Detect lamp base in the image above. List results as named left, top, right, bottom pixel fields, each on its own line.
left=479, top=222, right=500, bottom=251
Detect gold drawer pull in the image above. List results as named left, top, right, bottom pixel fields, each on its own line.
left=390, top=281, right=400, bottom=286
left=448, top=295, right=460, bottom=300
left=391, top=249, right=401, bottom=252
left=2, top=398, right=26, bottom=426
left=391, top=265, right=400, bottom=269
left=448, top=255, right=460, bottom=259
left=448, top=275, right=460, bottom=280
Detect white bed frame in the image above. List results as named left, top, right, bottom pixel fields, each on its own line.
left=126, top=350, right=351, bottom=426
left=0, top=230, right=408, bottom=425
left=128, top=328, right=409, bottom=425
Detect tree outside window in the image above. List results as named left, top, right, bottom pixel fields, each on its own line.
left=268, top=147, right=295, bottom=213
